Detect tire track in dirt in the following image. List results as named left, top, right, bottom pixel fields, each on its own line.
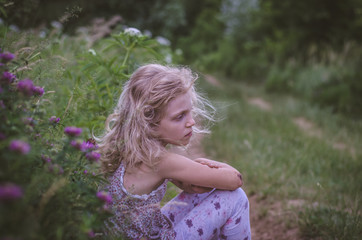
left=200, top=75, right=302, bottom=240
left=292, top=117, right=356, bottom=158
left=244, top=96, right=301, bottom=240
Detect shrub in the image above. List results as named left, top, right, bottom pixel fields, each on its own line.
left=0, top=23, right=173, bottom=239
left=0, top=49, right=110, bottom=239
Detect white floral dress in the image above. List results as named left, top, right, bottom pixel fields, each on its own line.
left=105, top=162, right=176, bottom=240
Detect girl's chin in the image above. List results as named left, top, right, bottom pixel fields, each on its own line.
left=160, top=137, right=191, bottom=147
left=168, top=140, right=190, bottom=147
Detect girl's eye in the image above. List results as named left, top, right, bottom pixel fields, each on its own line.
left=175, top=113, right=185, bottom=120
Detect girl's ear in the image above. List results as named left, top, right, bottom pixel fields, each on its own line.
left=143, top=106, right=155, bottom=119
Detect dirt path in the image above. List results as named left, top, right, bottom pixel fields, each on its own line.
left=293, top=116, right=356, bottom=158
left=199, top=75, right=302, bottom=239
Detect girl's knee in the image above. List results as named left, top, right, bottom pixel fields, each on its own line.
left=232, top=188, right=249, bottom=211
left=229, top=188, right=249, bottom=207
left=213, top=188, right=249, bottom=204
left=235, top=188, right=249, bottom=210
left=234, top=187, right=248, bottom=201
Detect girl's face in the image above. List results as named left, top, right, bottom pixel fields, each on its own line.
left=156, top=91, right=195, bottom=146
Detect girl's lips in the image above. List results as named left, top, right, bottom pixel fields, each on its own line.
left=185, top=131, right=193, bottom=138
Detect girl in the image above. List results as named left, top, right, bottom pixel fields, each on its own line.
left=98, top=64, right=251, bottom=240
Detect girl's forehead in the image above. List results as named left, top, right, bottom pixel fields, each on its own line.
left=165, top=92, right=192, bottom=114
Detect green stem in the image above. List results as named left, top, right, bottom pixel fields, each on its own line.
left=121, top=42, right=136, bottom=67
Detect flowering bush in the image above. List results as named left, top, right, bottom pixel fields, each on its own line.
left=0, top=23, right=174, bottom=239
left=0, top=49, right=111, bottom=239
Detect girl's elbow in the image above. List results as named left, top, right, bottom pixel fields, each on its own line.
left=220, top=179, right=242, bottom=191
left=233, top=172, right=243, bottom=189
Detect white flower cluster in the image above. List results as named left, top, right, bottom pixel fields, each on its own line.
left=51, top=21, right=63, bottom=30
left=88, top=49, right=96, bottom=56
left=156, top=36, right=170, bottom=46
left=124, top=27, right=142, bottom=37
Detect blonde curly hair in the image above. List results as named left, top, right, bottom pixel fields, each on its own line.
left=98, top=64, right=215, bottom=174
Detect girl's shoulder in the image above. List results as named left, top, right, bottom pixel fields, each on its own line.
left=158, top=152, right=190, bottom=167
left=157, top=152, right=197, bottom=175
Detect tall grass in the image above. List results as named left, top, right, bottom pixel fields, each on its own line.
left=199, top=76, right=362, bottom=239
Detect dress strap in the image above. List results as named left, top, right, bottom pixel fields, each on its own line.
left=117, top=162, right=167, bottom=200
left=119, top=162, right=125, bottom=183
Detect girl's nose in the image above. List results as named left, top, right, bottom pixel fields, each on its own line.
left=186, top=115, right=195, bottom=127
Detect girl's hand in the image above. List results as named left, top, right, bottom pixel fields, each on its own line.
left=194, top=157, right=243, bottom=187
left=194, top=158, right=222, bottom=169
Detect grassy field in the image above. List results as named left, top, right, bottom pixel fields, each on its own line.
left=194, top=75, right=362, bottom=239
left=164, top=73, right=362, bottom=239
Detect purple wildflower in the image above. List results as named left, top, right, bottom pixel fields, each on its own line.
left=71, top=140, right=96, bottom=152
left=17, top=78, right=35, bottom=96
left=48, top=164, right=64, bottom=175
left=32, top=86, right=44, bottom=96
left=9, top=140, right=31, bottom=154
left=0, top=183, right=23, bottom=201
left=0, top=132, right=6, bottom=140
left=96, top=191, right=112, bottom=204
left=49, top=116, right=60, bottom=124
left=83, top=141, right=97, bottom=151
left=1, top=71, right=16, bottom=84
left=85, top=151, right=101, bottom=162
left=87, top=230, right=95, bottom=238
left=70, top=140, right=86, bottom=151
left=0, top=100, right=5, bottom=109
left=84, top=169, right=88, bottom=174
left=102, top=203, right=112, bottom=212
left=41, top=154, right=52, bottom=163
left=0, top=52, right=15, bottom=63
left=64, top=126, right=82, bottom=137
left=58, top=166, right=64, bottom=175
left=23, top=117, right=35, bottom=126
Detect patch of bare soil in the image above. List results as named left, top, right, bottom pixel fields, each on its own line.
left=292, top=117, right=322, bottom=138
left=293, top=117, right=356, bottom=157
left=204, top=74, right=223, bottom=88
left=332, top=142, right=356, bottom=157
left=247, top=98, right=273, bottom=111
left=248, top=195, right=302, bottom=240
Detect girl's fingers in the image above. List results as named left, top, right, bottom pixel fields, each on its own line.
left=197, top=161, right=219, bottom=168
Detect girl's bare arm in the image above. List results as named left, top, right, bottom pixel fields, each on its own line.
left=171, top=179, right=214, bottom=194
left=194, top=158, right=241, bottom=171
left=157, top=153, right=243, bottom=190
